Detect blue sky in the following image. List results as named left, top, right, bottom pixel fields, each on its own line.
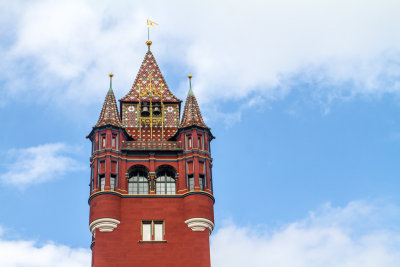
left=0, top=1, right=399, bottom=266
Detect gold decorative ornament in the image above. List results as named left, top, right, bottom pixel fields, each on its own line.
left=138, top=73, right=165, bottom=140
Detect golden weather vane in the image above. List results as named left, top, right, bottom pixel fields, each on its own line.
left=146, top=19, right=158, bottom=43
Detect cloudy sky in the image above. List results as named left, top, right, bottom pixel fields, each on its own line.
left=0, top=0, right=399, bottom=266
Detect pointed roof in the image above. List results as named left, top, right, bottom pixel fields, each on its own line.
left=95, top=77, right=123, bottom=128
left=180, top=85, right=208, bottom=129
left=120, top=50, right=180, bottom=103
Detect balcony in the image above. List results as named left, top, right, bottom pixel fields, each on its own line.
left=121, top=141, right=183, bottom=151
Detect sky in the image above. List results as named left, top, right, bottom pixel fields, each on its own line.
left=0, top=0, right=399, bottom=266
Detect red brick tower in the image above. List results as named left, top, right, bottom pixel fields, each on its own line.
left=87, top=41, right=215, bottom=267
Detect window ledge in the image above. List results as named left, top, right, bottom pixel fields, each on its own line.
left=138, top=240, right=167, bottom=243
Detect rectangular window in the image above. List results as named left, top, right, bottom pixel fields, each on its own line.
left=197, top=134, right=204, bottom=150
left=141, top=221, right=164, bottom=241
left=110, top=174, right=116, bottom=191
left=111, top=134, right=117, bottom=149
left=199, top=174, right=205, bottom=191
left=101, top=134, right=106, bottom=149
left=142, top=222, right=152, bottom=241
left=154, top=222, right=163, bottom=241
left=99, top=174, right=105, bottom=191
left=185, top=134, right=192, bottom=150
left=188, top=174, right=194, bottom=191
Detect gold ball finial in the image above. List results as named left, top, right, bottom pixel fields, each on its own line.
left=146, top=40, right=152, bottom=47
left=109, top=73, right=114, bottom=78
left=188, top=74, right=192, bottom=79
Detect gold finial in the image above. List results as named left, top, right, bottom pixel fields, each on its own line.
left=188, top=74, right=192, bottom=79
left=109, top=73, right=114, bottom=78
left=146, top=40, right=152, bottom=51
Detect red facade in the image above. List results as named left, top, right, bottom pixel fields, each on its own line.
left=87, top=42, right=215, bottom=267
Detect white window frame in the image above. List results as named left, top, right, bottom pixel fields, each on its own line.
left=141, top=220, right=164, bottom=241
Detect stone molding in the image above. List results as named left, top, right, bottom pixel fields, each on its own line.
left=184, top=217, right=214, bottom=233
left=89, top=218, right=120, bottom=236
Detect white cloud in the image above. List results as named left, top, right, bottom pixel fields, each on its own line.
left=211, top=200, right=400, bottom=267
left=1, top=0, right=400, bottom=113
left=0, top=143, right=83, bottom=189
left=0, top=239, right=90, bottom=267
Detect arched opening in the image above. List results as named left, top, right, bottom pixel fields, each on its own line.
left=155, top=168, right=176, bottom=195
left=128, top=167, right=149, bottom=194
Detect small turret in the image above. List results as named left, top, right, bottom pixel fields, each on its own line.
left=179, top=75, right=208, bottom=129
left=95, top=73, right=123, bottom=128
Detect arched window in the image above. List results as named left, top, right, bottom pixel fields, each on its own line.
left=156, top=169, right=176, bottom=195
left=128, top=168, right=149, bottom=194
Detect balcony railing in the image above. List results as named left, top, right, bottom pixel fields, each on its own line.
left=121, top=141, right=183, bottom=151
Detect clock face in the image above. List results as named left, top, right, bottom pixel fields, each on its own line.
left=167, top=106, right=173, bottom=113
left=128, top=106, right=135, bottom=112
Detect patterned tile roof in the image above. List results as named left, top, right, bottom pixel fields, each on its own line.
left=120, top=51, right=181, bottom=103
left=180, top=87, right=208, bottom=129
left=95, top=87, right=123, bottom=128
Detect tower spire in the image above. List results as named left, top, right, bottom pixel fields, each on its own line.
left=95, top=73, right=123, bottom=128
left=180, top=75, right=208, bottom=129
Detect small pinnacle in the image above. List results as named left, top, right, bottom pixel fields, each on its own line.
left=188, top=74, right=193, bottom=95
left=108, top=73, right=114, bottom=92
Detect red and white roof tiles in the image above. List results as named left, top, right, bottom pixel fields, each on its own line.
left=95, top=48, right=208, bottom=133
left=95, top=88, right=123, bottom=128
left=120, top=51, right=181, bottom=103
left=180, top=88, right=208, bottom=129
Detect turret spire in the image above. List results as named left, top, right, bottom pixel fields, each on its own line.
left=95, top=74, right=123, bottom=128
left=180, top=75, right=208, bottom=129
